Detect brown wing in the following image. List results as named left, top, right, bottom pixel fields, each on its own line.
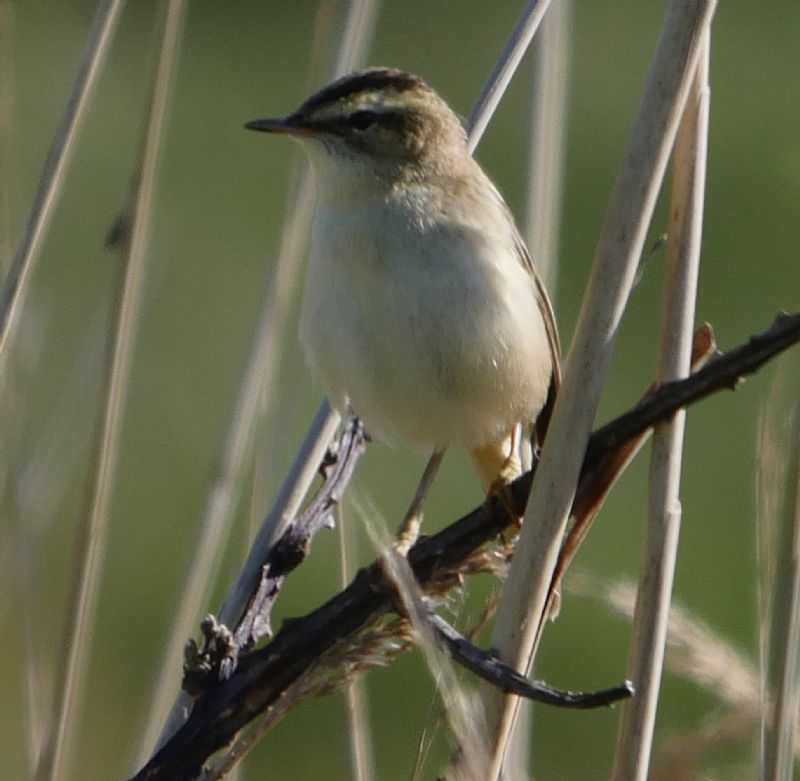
left=512, top=228, right=561, bottom=447
left=483, top=177, right=561, bottom=447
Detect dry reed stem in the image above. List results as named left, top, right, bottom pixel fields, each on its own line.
left=611, top=30, right=710, bottom=781
left=466, top=0, right=552, bottom=151
left=141, top=0, right=379, bottom=761
left=483, top=2, right=718, bottom=776
left=356, top=497, right=489, bottom=781
left=0, top=0, right=126, bottom=359
left=342, top=657, right=374, bottom=781
left=525, top=0, right=571, bottom=295
left=572, top=576, right=761, bottom=714
left=383, top=561, right=490, bottom=781
left=34, top=4, right=188, bottom=780
left=508, top=4, right=572, bottom=773
left=758, top=370, right=800, bottom=780
left=9, top=302, right=109, bottom=769
left=339, top=512, right=375, bottom=781
left=241, top=7, right=338, bottom=544
left=1, top=301, right=105, bottom=768
left=330, top=0, right=378, bottom=78
left=459, top=0, right=563, bottom=651
left=574, top=573, right=767, bottom=777
left=0, top=0, right=14, bottom=276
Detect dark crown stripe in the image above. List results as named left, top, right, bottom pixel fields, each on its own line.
left=297, top=68, right=428, bottom=115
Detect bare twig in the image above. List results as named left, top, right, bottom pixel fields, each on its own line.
left=612, top=30, right=710, bottom=781
left=232, top=415, right=366, bottom=652
left=483, top=4, right=718, bottom=774
left=0, top=0, right=126, bottom=359
left=584, top=313, right=800, bottom=467
left=129, top=311, right=800, bottom=781
left=36, top=3, right=187, bottom=781
left=429, top=612, right=632, bottom=708
left=203, top=304, right=797, bottom=696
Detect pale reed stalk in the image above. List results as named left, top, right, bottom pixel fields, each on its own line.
left=0, top=0, right=126, bottom=359
left=354, top=495, right=489, bottom=781
left=10, top=301, right=109, bottom=772
left=525, top=0, right=571, bottom=296
left=466, top=0, right=552, bottom=150
left=339, top=511, right=375, bottom=781
left=758, top=370, right=800, bottom=780
left=482, top=3, right=718, bottom=777
left=611, top=32, right=710, bottom=780
left=36, top=3, right=187, bottom=780
left=0, top=0, right=13, bottom=275
left=510, top=3, right=572, bottom=775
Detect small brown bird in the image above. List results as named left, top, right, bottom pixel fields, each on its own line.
left=247, top=68, right=560, bottom=535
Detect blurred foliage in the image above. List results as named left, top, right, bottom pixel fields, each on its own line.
left=1, top=1, right=799, bottom=779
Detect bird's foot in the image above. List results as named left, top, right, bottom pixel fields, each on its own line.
left=484, top=452, right=525, bottom=523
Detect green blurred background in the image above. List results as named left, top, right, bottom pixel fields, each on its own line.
left=2, top=1, right=799, bottom=779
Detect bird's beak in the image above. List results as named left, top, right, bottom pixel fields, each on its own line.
left=244, top=115, right=310, bottom=136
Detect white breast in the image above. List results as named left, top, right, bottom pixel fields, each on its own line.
left=300, top=173, right=553, bottom=452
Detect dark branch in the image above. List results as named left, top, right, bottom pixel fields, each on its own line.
left=550, top=323, right=717, bottom=615
left=233, top=416, right=366, bottom=652
left=132, top=311, right=800, bottom=781
left=584, top=311, right=800, bottom=471
left=428, top=611, right=634, bottom=708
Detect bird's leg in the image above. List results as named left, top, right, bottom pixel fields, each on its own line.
left=496, top=423, right=526, bottom=487
left=470, top=425, right=526, bottom=491
left=470, top=425, right=527, bottom=519
left=395, top=449, right=445, bottom=554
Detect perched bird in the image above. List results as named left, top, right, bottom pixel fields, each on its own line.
left=246, top=67, right=560, bottom=532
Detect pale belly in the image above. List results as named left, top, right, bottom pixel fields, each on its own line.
left=300, top=204, right=552, bottom=451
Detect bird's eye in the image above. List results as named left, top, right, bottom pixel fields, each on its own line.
left=348, top=110, right=379, bottom=131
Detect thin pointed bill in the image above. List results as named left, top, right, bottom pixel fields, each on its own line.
left=244, top=115, right=310, bottom=136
